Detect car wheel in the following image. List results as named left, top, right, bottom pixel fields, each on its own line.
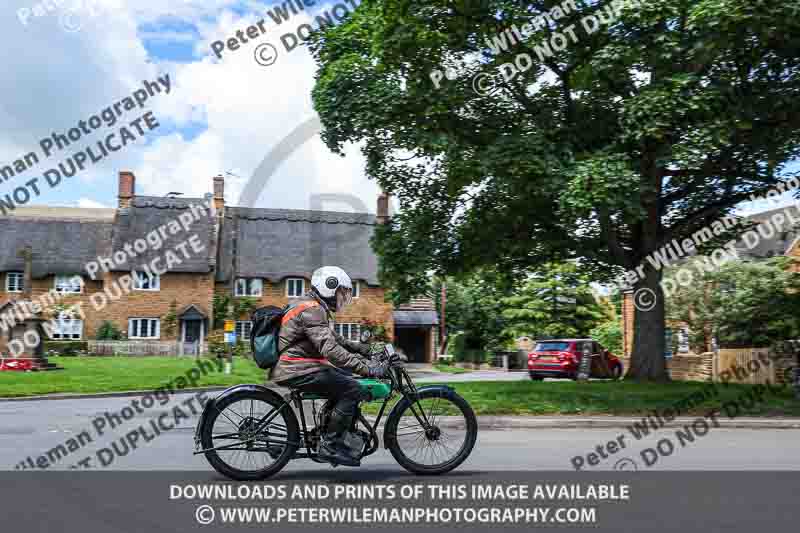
left=529, top=372, right=544, bottom=381
left=611, top=364, right=623, bottom=380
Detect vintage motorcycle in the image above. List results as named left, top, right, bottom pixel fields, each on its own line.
left=194, top=337, right=477, bottom=480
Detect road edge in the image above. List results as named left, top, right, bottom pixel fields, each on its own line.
left=1, top=389, right=799, bottom=429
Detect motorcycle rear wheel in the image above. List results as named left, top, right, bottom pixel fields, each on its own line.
left=200, top=389, right=300, bottom=481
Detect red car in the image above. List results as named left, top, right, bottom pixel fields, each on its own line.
left=528, top=339, right=623, bottom=381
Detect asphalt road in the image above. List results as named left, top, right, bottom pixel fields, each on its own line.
left=2, top=391, right=799, bottom=473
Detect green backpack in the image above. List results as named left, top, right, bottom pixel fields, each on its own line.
left=249, top=302, right=315, bottom=369
left=249, top=306, right=284, bottom=369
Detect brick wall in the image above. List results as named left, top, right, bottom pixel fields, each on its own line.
left=622, top=291, right=633, bottom=357
left=0, top=273, right=108, bottom=343
left=0, top=271, right=215, bottom=343
left=101, top=272, right=215, bottom=340
left=218, top=278, right=395, bottom=339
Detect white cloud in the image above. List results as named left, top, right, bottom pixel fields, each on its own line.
left=2, top=0, right=380, bottom=213
left=77, top=197, right=109, bottom=208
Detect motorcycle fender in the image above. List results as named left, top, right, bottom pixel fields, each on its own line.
left=194, top=384, right=288, bottom=449
left=383, top=385, right=455, bottom=449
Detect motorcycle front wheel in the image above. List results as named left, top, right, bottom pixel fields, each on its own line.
left=384, top=388, right=477, bottom=475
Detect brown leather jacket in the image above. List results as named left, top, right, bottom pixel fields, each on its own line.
left=269, top=293, right=372, bottom=384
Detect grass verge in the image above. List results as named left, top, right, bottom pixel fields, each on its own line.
left=362, top=379, right=799, bottom=417
left=0, top=356, right=264, bottom=398
left=1, top=358, right=796, bottom=417
left=432, top=364, right=471, bottom=374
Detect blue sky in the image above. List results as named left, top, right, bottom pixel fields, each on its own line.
left=0, top=0, right=797, bottom=217
left=1, top=0, right=380, bottom=213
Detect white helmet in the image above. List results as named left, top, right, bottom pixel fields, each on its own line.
left=311, top=266, right=353, bottom=312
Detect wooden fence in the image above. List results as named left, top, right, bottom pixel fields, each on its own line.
left=88, top=341, right=208, bottom=357
left=713, top=348, right=774, bottom=384
left=619, top=349, right=794, bottom=385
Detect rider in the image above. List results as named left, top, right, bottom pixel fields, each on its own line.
left=270, top=266, right=390, bottom=466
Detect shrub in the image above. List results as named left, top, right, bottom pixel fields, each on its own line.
left=207, top=330, right=227, bottom=358
left=43, top=340, right=88, bottom=357
left=590, top=321, right=623, bottom=354
left=95, top=321, right=125, bottom=340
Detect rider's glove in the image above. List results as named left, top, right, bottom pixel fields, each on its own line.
left=365, top=359, right=390, bottom=378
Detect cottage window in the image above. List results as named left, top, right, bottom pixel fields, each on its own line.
left=133, top=271, right=160, bottom=291
left=129, top=318, right=160, bottom=339
left=236, top=321, right=253, bottom=341
left=51, top=312, right=83, bottom=340
left=54, top=275, right=83, bottom=294
left=235, top=278, right=263, bottom=297
left=286, top=278, right=305, bottom=298
left=352, top=281, right=360, bottom=299
left=334, top=323, right=361, bottom=342
left=5, top=272, right=23, bottom=293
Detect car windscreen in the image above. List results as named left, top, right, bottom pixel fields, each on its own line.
left=534, top=342, right=571, bottom=352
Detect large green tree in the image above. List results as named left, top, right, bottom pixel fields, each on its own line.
left=310, top=0, right=800, bottom=380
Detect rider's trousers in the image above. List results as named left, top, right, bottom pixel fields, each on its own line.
left=282, top=367, right=365, bottom=440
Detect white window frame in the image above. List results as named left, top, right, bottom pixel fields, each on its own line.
left=132, top=270, right=160, bottom=291
left=51, top=312, right=83, bottom=340
left=286, top=278, right=305, bottom=298
left=54, top=274, right=83, bottom=294
left=235, top=278, right=263, bottom=297
left=236, top=321, right=253, bottom=341
left=128, top=318, right=161, bottom=339
left=351, top=281, right=360, bottom=299
left=334, top=323, right=361, bottom=342
left=5, top=271, right=23, bottom=293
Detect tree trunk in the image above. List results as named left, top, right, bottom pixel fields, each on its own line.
left=627, top=266, right=670, bottom=382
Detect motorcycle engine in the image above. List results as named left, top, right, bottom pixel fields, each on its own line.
left=314, top=401, right=370, bottom=458
left=343, top=430, right=369, bottom=458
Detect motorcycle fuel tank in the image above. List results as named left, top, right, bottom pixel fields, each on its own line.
left=358, top=379, right=391, bottom=400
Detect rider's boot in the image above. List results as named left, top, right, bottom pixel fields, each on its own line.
left=318, top=408, right=360, bottom=467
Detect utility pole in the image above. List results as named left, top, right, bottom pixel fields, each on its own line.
left=439, top=282, right=447, bottom=355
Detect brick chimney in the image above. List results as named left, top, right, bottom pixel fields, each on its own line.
left=118, top=171, right=135, bottom=208
left=377, top=192, right=390, bottom=224
left=213, top=175, right=225, bottom=211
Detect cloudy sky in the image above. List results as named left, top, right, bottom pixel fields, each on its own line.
left=0, top=0, right=380, bottom=213
left=0, top=0, right=796, bottom=216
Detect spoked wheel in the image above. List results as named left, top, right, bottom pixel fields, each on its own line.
left=384, top=388, right=477, bottom=475
left=200, top=390, right=300, bottom=481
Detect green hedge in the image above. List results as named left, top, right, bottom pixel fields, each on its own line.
left=43, top=340, right=89, bottom=357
